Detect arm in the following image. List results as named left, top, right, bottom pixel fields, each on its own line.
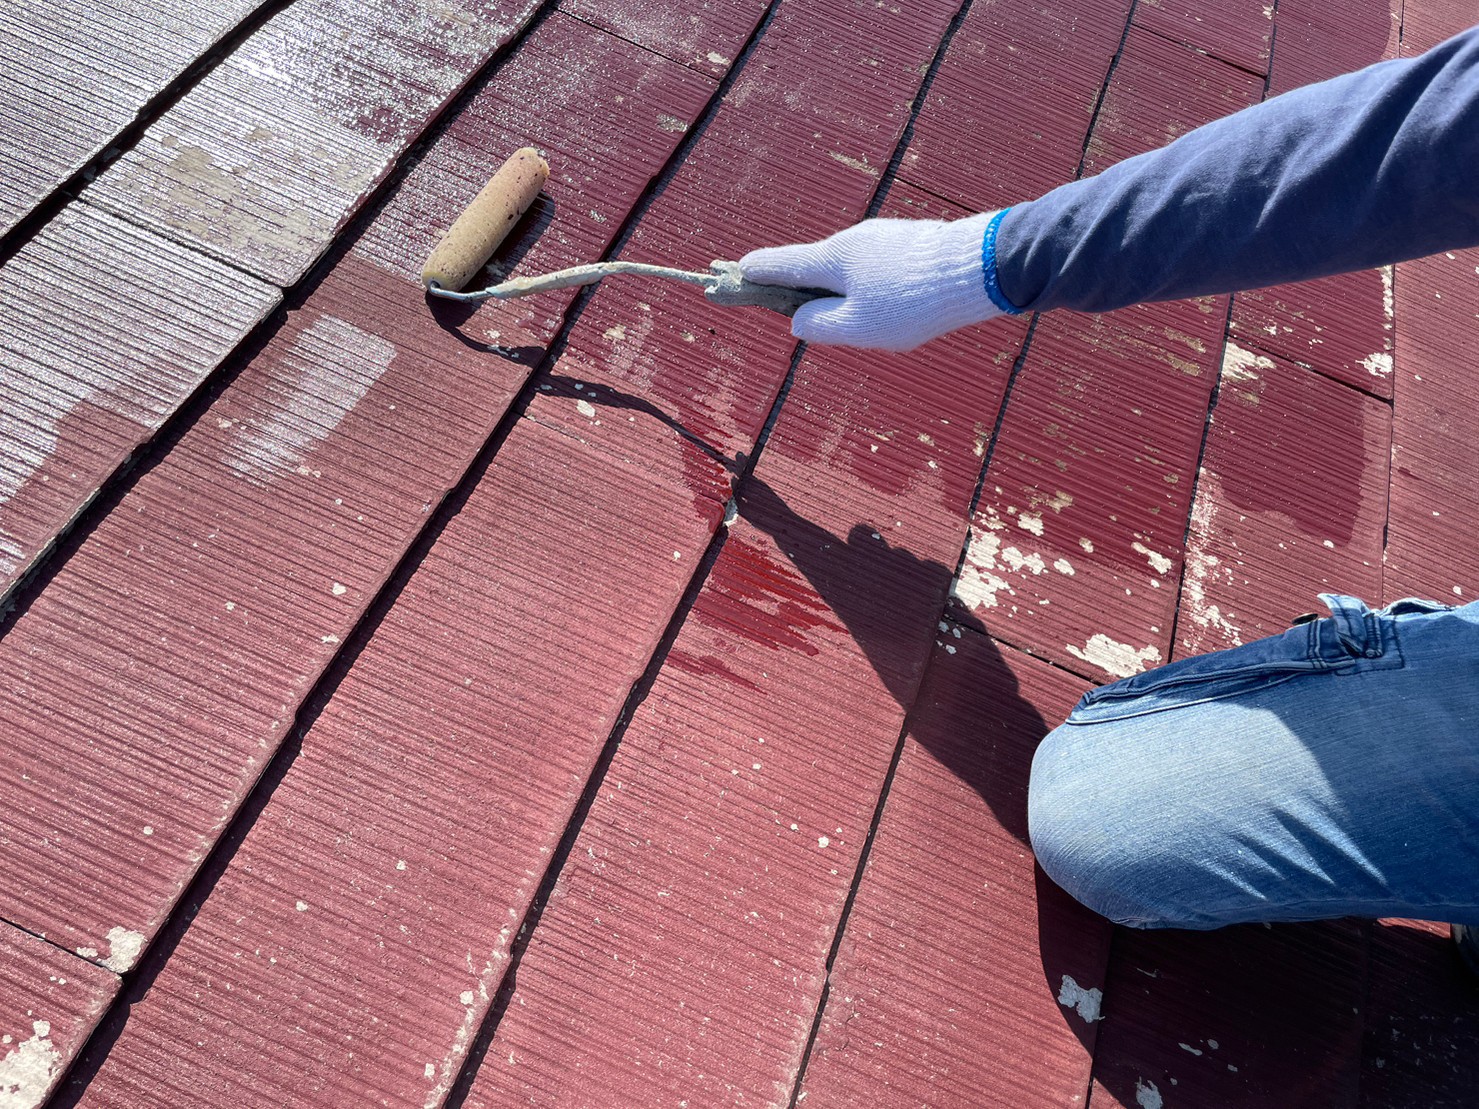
left=1002, top=24, right=1479, bottom=312
left=740, top=25, right=1479, bottom=348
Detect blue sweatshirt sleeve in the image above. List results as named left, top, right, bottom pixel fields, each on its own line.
left=995, top=25, right=1479, bottom=314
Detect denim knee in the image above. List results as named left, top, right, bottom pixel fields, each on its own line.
left=1028, top=722, right=1222, bottom=930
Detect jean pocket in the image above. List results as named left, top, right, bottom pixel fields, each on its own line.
left=1067, top=595, right=1406, bottom=724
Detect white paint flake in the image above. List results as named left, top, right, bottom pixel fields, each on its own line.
left=1057, top=976, right=1104, bottom=1023
left=1136, top=1078, right=1164, bottom=1109
left=1381, top=265, right=1395, bottom=327
left=1132, top=541, right=1173, bottom=574
left=220, top=315, right=393, bottom=485
left=0, top=1020, right=60, bottom=1109
left=331, top=582, right=347, bottom=596
left=1079, top=537, right=1095, bottom=553
left=1017, top=511, right=1044, bottom=536
left=295, top=900, right=309, bottom=912
left=101, top=927, right=145, bottom=973
left=817, top=836, right=830, bottom=849
left=706, top=50, right=730, bottom=64
left=1361, top=352, right=1394, bottom=378
left=1067, top=634, right=1162, bottom=678
left=575, top=399, right=597, bottom=419
left=1221, top=341, right=1274, bottom=381
left=1053, top=558, right=1075, bottom=576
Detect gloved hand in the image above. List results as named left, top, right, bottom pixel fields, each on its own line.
left=738, top=211, right=1017, bottom=352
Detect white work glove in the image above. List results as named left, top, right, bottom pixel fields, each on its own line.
left=738, top=211, right=1017, bottom=352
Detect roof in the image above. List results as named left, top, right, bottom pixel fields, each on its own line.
left=1, top=0, right=1476, bottom=1105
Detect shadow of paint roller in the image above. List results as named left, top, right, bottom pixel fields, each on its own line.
left=421, top=148, right=832, bottom=316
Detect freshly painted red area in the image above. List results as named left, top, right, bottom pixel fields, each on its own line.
left=0, top=925, right=117, bottom=1109
left=0, top=11, right=715, bottom=980
left=1086, top=921, right=1368, bottom=1107
left=796, top=631, right=1110, bottom=1107
left=900, top=0, right=1131, bottom=210
left=0, top=0, right=265, bottom=235
left=561, top=0, right=771, bottom=77
left=1133, top=0, right=1273, bottom=76
left=71, top=417, right=722, bottom=1109
left=467, top=506, right=936, bottom=1107
left=1383, top=247, right=1479, bottom=602
left=532, top=0, right=966, bottom=468
left=1229, top=269, right=1395, bottom=399
left=85, top=0, right=546, bottom=286
left=1178, top=352, right=1389, bottom=658
left=0, top=204, right=278, bottom=602
left=1358, top=919, right=1479, bottom=1107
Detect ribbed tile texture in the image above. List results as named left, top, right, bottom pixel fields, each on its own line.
left=1229, top=268, right=1395, bottom=399
left=0, top=10, right=714, bottom=979
left=1269, top=0, right=1399, bottom=93
left=0, top=0, right=264, bottom=234
left=1132, top=0, right=1272, bottom=75
left=0, top=203, right=279, bottom=601
left=954, top=26, right=1262, bottom=682
left=72, top=417, right=723, bottom=1109
left=1178, top=349, right=1389, bottom=657
left=795, top=630, right=1110, bottom=1107
left=1384, top=246, right=1479, bottom=602
left=0, top=925, right=117, bottom=1109
left=1086, top=922, right=1368, bottom=1107
left=901, top=0, right=1131, bottom=210
left=86, top=0, right=544, bottom=286
left=529, top=0, right=966, bottom=468
left=561, top=0, right=770, bottom=76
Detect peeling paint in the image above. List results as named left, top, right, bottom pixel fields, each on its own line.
left=1057, top=975, right=1103, bottom=1023
left=1067, top=634, right=1161, bottom=678
left=1221, top=341, right=1274, bottom=382
left=1361, top=352, right=1393, bottom=377
left=0, top=1019, right=60, bottom=1109
left=1136, top=1078, right=1164, bottom=1109
left=102, top=926, right=145, bottom=973
left=1131, top=541, right=1172, bottom=574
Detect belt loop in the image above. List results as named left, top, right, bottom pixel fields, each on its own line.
left=1319, top=593, right=1381, bottom=658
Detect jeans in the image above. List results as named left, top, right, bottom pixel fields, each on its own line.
left=1027, top=594, right=1479, bottom=929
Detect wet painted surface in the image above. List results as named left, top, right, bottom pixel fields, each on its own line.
left=795, top=630, right=1111, bottom=1107
left=530, top=0, right=967, bottom=471
left=85, top=0, right=545, bottom=286
left=1178, top=351, right=1388, bottom=658
left=0, top=0, right=265, bottom=235
left=71, top=417, right=722, bottom=1109
left=0, top=204, right=279, bottom=602
left=0, top=925, right=116, bottom=1109
left=1086, top=921, right=1368, bottom=1107
left=0, top=9, right=714, bottom=986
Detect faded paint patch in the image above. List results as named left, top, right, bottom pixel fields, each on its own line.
left=220, top=315, right=394, bottom=485
left=102, top=926, right=145, bottom=973
left=1057, top=975, right=1104, bottom=1023
left=0, top=1020, right=60, bottom=1109
left=828, top=151, right=878, bottom=177
left=1067, top=634, right=1161, bottom=678
left=656, top=114, right=688, bottom=133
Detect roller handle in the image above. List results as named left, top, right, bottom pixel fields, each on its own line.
left=422, top=147, right=549, bottom=292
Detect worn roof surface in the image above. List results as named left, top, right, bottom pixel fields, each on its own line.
left=2, top=0, right=1477, bottom=1105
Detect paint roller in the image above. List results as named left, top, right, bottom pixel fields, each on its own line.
left=421, top=148, right=829, bottom=315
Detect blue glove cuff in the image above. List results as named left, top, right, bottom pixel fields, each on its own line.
left=981, top=208, right=1024, bottom=315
